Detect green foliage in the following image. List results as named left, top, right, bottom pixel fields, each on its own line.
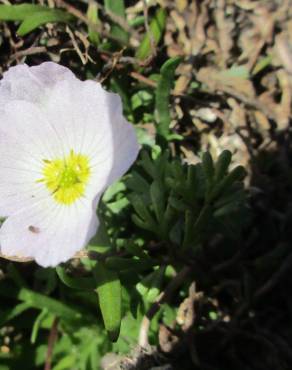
left=87, top=2, right=100, bottom=47
left=17, top=9, right=72, bottom=36
left=0, top=4, right=72, bottom=36
left=104, top=0, right=128, bottom=44
left=155, top=56, right=182, bottom=139
left=136, top=8, right=167, bottom=60
left=127, top=149, right=246, bottom=248
left=0, top=4, right=45, bottom=20
left=94, top=263, right=122, bottom=342
left=0, top=3, right=254, bottom=369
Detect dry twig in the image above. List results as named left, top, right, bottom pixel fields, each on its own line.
left=44, top=318, right=59, bottom=370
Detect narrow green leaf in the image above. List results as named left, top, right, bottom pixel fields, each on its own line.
left=88, top=216, right=112, bottom=252
left=168, top=197, right=188, bottom=212
left=56, top=266, right=95, bottom=290
left=211, top=165, right=246, bottom=201
left=132, top=214, right=156, bottom=233
left=155, top=56, right=182, bottom=138
left=140, top=150, right=158, bottom=179
left=183, top=205, right=212, bottom=249
left=128, top=15, right=145, bottom=27
left=87, top=2, right=100, bottom=46
left=136, top=266, right=165, bottom=303
left=202, top=152, right=215, bottom=184
left=221, top=65, right=249, bottom=79
left=94, top=263, right=121, bottom=342
left=182, top=210, right=195, bottom=249
left=0, top=302, right=32, bottom=327
left=214, top=150, right=232, bottom=182
left=17, top=9, right=72, bottom=36
left=105, top=256, right=154, bottom=271
left=252, top=54, right=272, bottom=75
left=162, top=202, right=177, bottom=233
left=124, top=242, right=148, bottom=259
left=130, top=194, right=156, bottom=227
left=214, top=201, right=242, bottom=217
left=126, top=171, right=150, bottom=194
left=17, top=288, right=83, bottom=322
left=30, top=309, right=48, bottom=344
left=0, top=4, right=45, bottom=20
left=110, top=77, right=132, bottom=116
left=146, top=267, right=165, bottom=303
left=53, top=355, right=76, bottom=370
left=150, top=181, right=165, bottom=221
left=104, top=0, right=128, bottom=43
left=136, top=8, right=167, bottom=60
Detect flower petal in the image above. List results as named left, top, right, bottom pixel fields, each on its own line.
left=43, top=79, right=140, bottom=197
left=0, top=62, right=76, bottom=109
left=1, top=100, right=64, bottom=159
left=0, top=197, right=99, bottom=267
left=0, top=62, right=140, bottom=267
left=0, top=99, right=68, bottom=216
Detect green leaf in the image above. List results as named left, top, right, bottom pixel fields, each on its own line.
left=128, top=15, right=145, bottom=27
left=130, top=193, right=156, bottom=229
left=182, top=210, right=195, bottom=248
left=202, top=152, right=214, bottom=185
left=17, top=9, right=72, bottom=36
left=104, top=0, right=128, bottom=43
left=183, top=204, right=213, bottom=249
left=105, top=256, right=154, bottom=272
left=87, top=2, right=100, bottom=46
left=0, top=4, right=45, bottom=20
left=94, top=263, right=121, bottom=342
left=150, top=181, right=165, bottom=222
left=107, top=197, right=129, bottom=214
left=56, top=266, right=95, bottom=290
left=135, top=127, right=156, bottom=148
left=0, top=302, right=32, bottom=327
left=155, top=56, right=182, bottom=138
left=102, top=181, right=126, bottom=203
left=211, top=165, right=246, bottom=201
left=53, top=355, right=76, bottom=370
left=88, top=216, right=112, bottom=252
left=17, top=288, right=83, bottom=322
left=126, top=171, right=149, bottom=194
left=221, top=65, right=250, bottom=79
left=30, top=309, right=48, bottom=344
left=132, top=214, right=156, bottom=233
left=140, top=150, right=159, bottom=179
left=131, top=90, right=153, bottom=110
left=110, top=77, right=132, bottom=116
left=124, top=241, right=148, bottom=259
left=136, top=8, right=167, bottom=60
left=214, top=150, right=232, bottom=182
left=252, top=54, right=272, bottom=75
left=136, top=267, right=165, bottom=303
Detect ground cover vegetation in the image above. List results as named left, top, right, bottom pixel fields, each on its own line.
left=0, top=1, right=292, bottom=369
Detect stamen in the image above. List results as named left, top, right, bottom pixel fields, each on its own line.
left=40, top=150, right=90, bottom=205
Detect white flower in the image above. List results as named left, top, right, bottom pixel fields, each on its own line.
left=0, top=62, right=139, bottom=267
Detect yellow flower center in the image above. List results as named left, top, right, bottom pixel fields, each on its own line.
left=39, top=150, right=90, bottom=205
